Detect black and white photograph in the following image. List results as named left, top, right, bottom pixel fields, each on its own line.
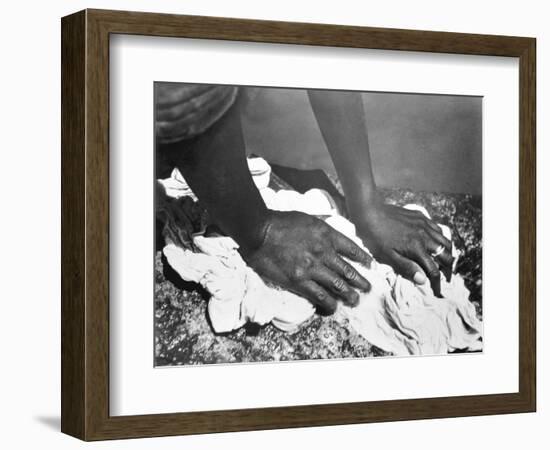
left=154, top=83, right=483, bottom=366
left=2, top=0, right=542, bottom=445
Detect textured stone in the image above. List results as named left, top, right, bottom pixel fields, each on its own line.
left=154, top=187, right=481, bottom=366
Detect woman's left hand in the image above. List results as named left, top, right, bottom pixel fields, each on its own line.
left=353, top=203, right=453, bottom=297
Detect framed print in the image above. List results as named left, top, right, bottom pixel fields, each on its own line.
left=61, top=9, right=536, bottom=441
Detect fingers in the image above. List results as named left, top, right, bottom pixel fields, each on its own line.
left=324, top=252, right=371, bottom=293
left=425, top=235, right=454, bottom=282
left=395, top=205, right=442, bottom=234
left=409, top=216, right=453, bottom=283
left=298, top=281, right=338, bottom=314
left=411, top=213, right=453, bottom=282
left=392, top=247, right=442, bottom=298
left=311, top=267, right=360, bottom=307
left=408, top=243, right=442, bottom=297
left=330, top=230, right=372, bottom=266
left=424, top=218, right=444, bottom=234
left=424, top=225, right=452, bottom=251
left=389, top=251, right=428, bottom=286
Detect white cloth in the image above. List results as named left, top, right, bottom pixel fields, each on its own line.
left=161, top=157, right=482, bottom=356
left=164, top=236, right=315, bottom=334
left=158, top=157, right=271, bottom=201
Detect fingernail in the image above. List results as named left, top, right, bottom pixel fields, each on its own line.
left=413, top=272, right=427, bottom=285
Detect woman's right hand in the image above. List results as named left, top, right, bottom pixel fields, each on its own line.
left=239, top=210, right=372, bottom=314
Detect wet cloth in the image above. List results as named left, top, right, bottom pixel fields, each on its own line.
left=160, top=158, right=482, bottom=356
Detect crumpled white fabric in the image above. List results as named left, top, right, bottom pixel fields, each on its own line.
left=158, top=157, right=271, bottom=201
left=161, top=157, right=482, bottom=356
left=164, top=237, right=315, bottom=333
left=322, top=213, right=482, bottom=355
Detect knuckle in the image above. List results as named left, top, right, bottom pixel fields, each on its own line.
left=404, top=229, right=417, bottom=241
left=311, top=242, right=325, bottom=255
left=291, top=266, right=306, bottom=281
left=343, top=265, right=357, bottom=280
left=315, top=289, right=327, bottom=302
left=321, top=227, right=333, bottom=241
left=427, top=267, right=440, bottom=279
left=408, top=235, right=422, bottom=250
left=302, top=256, right=314, bottom=270
left=402, top=262, right=417, bottom=277
left=415, top=236, right=427, bottom=249
left=332, top=278, right=346, bottom=291
left=328, top=254, right=340, bottom=266
left=350, top=245, right=362, bottom=258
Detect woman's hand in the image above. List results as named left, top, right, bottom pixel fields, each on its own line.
left=239, top=210, right=372, bottom=314
left=353, top=203, right=453, bottom=297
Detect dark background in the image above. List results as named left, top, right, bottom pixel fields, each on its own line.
left=242, top=88, right=482, bottom=195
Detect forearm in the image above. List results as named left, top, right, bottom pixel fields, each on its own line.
left=308, top=90, right=453, bottom=294
left=159, top=103, right=268, bottom=251
left=308, top=90, right=378, bottom=216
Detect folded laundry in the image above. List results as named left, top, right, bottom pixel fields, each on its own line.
left=160, top=157, right=482, bottom=356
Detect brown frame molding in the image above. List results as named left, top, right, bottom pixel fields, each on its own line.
left=61, top=9, right=536, bottom=441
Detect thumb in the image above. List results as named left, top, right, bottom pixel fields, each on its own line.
left=390, top=251, right=427, bottom=285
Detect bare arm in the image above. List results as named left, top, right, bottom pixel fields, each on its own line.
left=308, top=89, right=453, bottom=296
left=307, top=90, right=378, bottom=214
left=157, top=88, right=372, bottom=312
left=160, top=98, right=268, bottom=252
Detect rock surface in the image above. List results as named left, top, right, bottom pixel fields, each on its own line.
left=155, top=187, right=482, bottom=366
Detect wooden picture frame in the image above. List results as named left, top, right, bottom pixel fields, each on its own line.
left=61, top=8, right=536, bottom=441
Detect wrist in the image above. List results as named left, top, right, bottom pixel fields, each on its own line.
left=229, top=206, right=271, bottom=253
left=347, top=187, right=382, bottom=223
